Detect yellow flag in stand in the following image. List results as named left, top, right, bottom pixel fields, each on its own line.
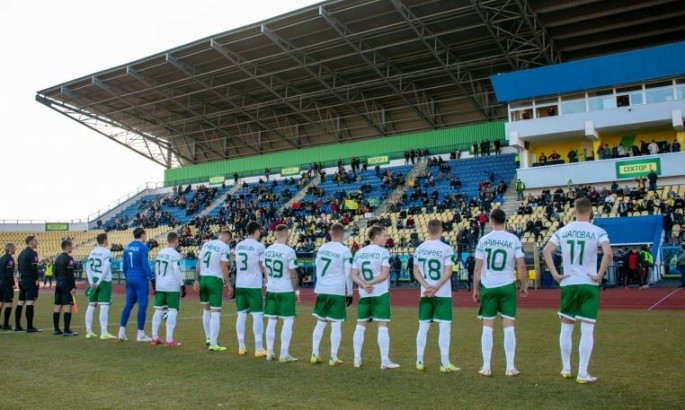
left=345, top=199, right=359, bottom=210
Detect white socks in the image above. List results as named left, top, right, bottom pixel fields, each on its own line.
left=416, top=322, right=430, bottom=362
left=377, top=326, right=390, bottom=364
left=236, top=312, right=247, bottom=349
left=560, top=322, right=574, bottom=372
left=353, top=324, right=366, bottom=361
left=481, top=326, right=493, bottom=370
left=266, top=318, right=277, bottom=355
left=312, top=320, right=327, bottom=356
left=330, top=321, right=342, bottom=359
left=209, top=312, right=220, bottom=347
left=137, top=329, right=146, bottom=339
left=85, top=305, right=95, bottom=334
left=503, top=326, right=516, bottom=370
left=280, top=318, right=294, bottom=357
left=438, top=322, right=451, bottom=366
left=578, top=322, right=594, bottom=377
left=166, top=309, right=177, bottom=342
left=203, top=310, right=211, bottom=340
left=99, top=305, right=109, bottom=335
left=252, top=313, right=264, bottom=351
left=152, top=310, right=163, bottom=340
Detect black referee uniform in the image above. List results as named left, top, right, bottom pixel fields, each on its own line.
left=0, top=253, right=15, bottom=330
left=17, top=246, right=39, bottom=331
left=53, top=252, right=76, bottom=335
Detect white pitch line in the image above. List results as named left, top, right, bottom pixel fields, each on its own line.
left=647, top=288, right=682, bottom=311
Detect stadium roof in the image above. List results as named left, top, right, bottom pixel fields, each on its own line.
left=36, top=0, right=685, bottom=168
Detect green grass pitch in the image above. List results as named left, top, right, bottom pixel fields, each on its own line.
left=1, top=295, right=683, bottom=409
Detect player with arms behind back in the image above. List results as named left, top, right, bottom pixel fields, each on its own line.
left=262, top=225, right=299, bottom=362
left=544, top=197, right=611, bottom=384
left=351, top=226, right=399, bottom=370
left=310, top=223, right=353, bottom=366
left=151, top=231, right=184, bottom=347
left=85, top=233, right=116, bottom=340
left=234, top=221, right=267, bottom=357
left=473, top=209, right=528, bottom=377
left=413, top=219, right=460, bottom=373
left=195, top=229, right=233, bottom=351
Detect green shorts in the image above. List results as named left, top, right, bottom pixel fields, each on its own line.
left=559, top=284, right=599, bottom=322
left=418, top=296, right=452, bottom=323
left=154, top=291, right=180, bottom=310
left=235, top=288, right=263, bottom=314
left=313, top=294, right=347, bottom=322
left=88, top=281, right=112, bottom=305
left=357, top=293, right=391, bottom=322
left=264, top=291, right=296, bottom=318
left=478, top=283, right=517, bottom=320
left=199, top=276, right=224, bottom=309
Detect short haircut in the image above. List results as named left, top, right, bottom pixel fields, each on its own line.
left=368, top=225, right=385, bottom=240
left=275, top=224, right=288, bottom=236
left=61, top=240, right=72, bottom=250
left=490, top=208, right=506, bottom=225
left=96, top=233, right=108, bottom=245
left=25, top=235, right=35, bottom=245
left=574, top=197, right=592, bottom=215
left=330, top=223, right=344, bottom=237
left=247, top=221, right=261, bottom=235
left=133, top=227, right=146, bottom=239
left=167, top=231, right=179, bottom=243
left=219, top=229, right=232, bottom=239
left=427, top=219, right=442, bottom=235
left=5, top=243, right=15, bottom=253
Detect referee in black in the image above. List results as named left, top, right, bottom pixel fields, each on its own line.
left=17, top=236, right=41, bottom=332
left=0, top=243, right=16, bottom=330
left=53, top=240, right=77, bottom=336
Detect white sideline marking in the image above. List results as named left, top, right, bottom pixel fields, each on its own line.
left=647, top=288, right=682, bottom=311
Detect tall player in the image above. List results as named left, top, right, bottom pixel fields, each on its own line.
left=53, top=240, right=77, bottom=336
left=413, top=219, right=460, bottom=373
left=472, top=209, right=528, bottom=377
left=351, top=225, right=400, bottom=370
left=85, top=233, right=116, bottom=339
left=0, top=243, right=16, bottom=330
left=17, top=236, right=40, bottom=332
left=151, top=231, right=184, bottom=347
left=118, top=228, right=154, bottom=342
left=195, top=229, right=233, bottom=351
left=311, top=223, right=353, bottom=366
left=543, top=197, right=611, bottom=384
left=234, top=221, right=267, bottom=357
left=263, top=225, right=299, bottom=362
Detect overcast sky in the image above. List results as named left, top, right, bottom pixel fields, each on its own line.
left=0, top=0, right=320, bottom=221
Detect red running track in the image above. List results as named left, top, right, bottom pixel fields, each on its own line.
left=59, top=284, right=684, bottom=311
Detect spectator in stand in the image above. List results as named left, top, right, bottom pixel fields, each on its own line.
left=494, top=139, right=501, bottom=155
left=567, top=148, right=578, bottom=163
left=647, top=170, right=658, bottom=191
left=677, top=242, right=685, bottom=288
left=391, top=255, right=402, bottom=286
left=647, top=140, right=659, bottom=155
left=478, top=211, right=487, bottom=236
left=514, top=152, right=520, bottom=168
left=663, top=209, right=676, bottom=244
left=472, top=143, right=479, bottom=158
left=549, top=151, right=560, bottom=162
left=404, top=151, right=410, bottom=164
left=538, top=152, right=547, bottom=166
left=515, top=178, right=525, bottom=201
left=672, top=140, right=681, bottom=152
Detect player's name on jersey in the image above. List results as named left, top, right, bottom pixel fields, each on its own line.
left=355, top=252, right=382, bottom=260
left=236, top=244, right=256, bottom=252
left=204, top=244, right=226, bottom=253
left=157, top=253, right=175, bottom=261
left=265, top=250, right=286, bottom=259
left=416, top=248, right=447, bottom=257
left=481, top=239, right=516, bottom=249
left=560, top=230, right=597, bottom=240
left=317, top=249, right=344, bottom=259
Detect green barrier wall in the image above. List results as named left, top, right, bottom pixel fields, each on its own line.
left=164, top=121, right=505, bottom=186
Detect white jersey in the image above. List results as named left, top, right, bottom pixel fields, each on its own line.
left=199, top=239, right=229, bottom=279
left=155, top=247, right=183, bottom=292
left=352, top=244, right=390, bottom=298
left=235, top=238, right=266, bottom=289
left=263, top=243, right=297, bottom=293
left=475, top=230, right=524, bottom=288
left=549, top=221, right=609, bottom=287
left=86, top=246, right=112, bottom=284
left=414, top=240, right=454, bottom=298
left=315, top=241, right=353, bottom=296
